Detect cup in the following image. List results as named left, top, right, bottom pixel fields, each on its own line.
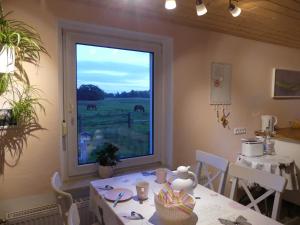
left=155, top=168, right=167, bottom=184
left=136, top=181, right=149, bottom=200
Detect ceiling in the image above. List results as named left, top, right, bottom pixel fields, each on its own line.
left=74, top=0, right=300, bottom=49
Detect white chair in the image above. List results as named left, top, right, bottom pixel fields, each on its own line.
left=68, top=203, right=101, bottom=225
left=195, top=150, right=229, bottom=194
left=51, top=172, right=73, bottom=225
left=229, top=163, right=287, bottom=221
left=68, top=203, right=80, bottom=225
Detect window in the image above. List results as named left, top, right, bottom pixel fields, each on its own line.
left=76, top=44, right=154, bottom=165
left=62, top=24, right=172, bottom=177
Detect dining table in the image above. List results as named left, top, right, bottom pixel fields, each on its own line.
left=89, top=170, right=282, bottom=225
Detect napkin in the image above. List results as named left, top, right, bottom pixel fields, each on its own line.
left=218, top=215, right=252, bottom=225
left=97, top=185, right=113, bottom=190
left=156, top=184, right=194, bottom=215
left=122, top=211, right=144, bottom=220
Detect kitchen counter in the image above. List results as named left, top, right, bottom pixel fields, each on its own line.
left=255, top=128, right=300, bottom=144
left=275, top=128, right=300, bottom=144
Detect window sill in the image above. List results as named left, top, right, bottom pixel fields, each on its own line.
left=62, top=161, right=163, bottom=192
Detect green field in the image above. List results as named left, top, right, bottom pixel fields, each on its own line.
left=77, top=98, right=151, bottom=164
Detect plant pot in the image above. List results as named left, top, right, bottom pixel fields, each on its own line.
left=98, top=165, right=114, bottom=179
left=0, top=46, right=15, bottom=74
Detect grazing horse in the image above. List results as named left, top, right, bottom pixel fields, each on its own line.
left=134, top=105, right=145, bottom=112
left=86, top=104, right=97, bottom=111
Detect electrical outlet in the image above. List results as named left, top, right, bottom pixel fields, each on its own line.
left=234, top=128, right=247, bottom=135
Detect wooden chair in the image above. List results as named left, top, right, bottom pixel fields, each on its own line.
left=229, top=163, right=287, bottom=221
left=51, top=172, right=73, bottom=225
left=195, top=150, right=229, bottom=194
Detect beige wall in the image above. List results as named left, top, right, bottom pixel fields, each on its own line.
left=1, top=0, right=300, bottom=205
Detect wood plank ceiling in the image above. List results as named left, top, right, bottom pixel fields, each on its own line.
left=75, top=0, right=300, bottom=49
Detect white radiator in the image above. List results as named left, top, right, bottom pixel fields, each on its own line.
left=5, top=199, right=94, bottom=225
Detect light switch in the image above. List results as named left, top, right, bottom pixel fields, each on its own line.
left=234, top=128, right=247, bottom=135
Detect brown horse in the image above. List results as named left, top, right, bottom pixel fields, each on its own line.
left=86, top=104, right=97, bottom=111
left=134, top=105, right=145, bottom=112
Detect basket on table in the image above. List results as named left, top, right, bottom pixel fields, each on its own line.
left=154, top=184, right=196, bottom=223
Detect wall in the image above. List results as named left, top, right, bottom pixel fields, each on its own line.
left=1, top=0, right=300, bottom=214
left=0, top=0, right=60, bottom=208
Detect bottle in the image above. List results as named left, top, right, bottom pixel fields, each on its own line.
left=265, top=127, right=274, bottom=155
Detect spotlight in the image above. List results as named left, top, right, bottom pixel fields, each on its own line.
left=165, top=0, right=176, bottom=10
left=196, top=0, right=207, bottom=16
left=228, top=2, right=241, bottom=17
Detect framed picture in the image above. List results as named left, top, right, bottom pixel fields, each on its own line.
left=210, top=63, right=232, bottom=105
left=0, top=109, right=17, bottom=128
left=272, top=68, right=300, bottom=99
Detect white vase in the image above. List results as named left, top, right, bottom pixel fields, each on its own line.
left=0, top=46, right=15, bottom=74
left=98, top=165, right=114, bottom=179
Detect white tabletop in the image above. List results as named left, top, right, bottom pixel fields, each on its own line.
left=90, top=171, right=282, bottom=225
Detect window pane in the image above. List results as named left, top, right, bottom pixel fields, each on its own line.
left=76, top=44, right=153, bottom=165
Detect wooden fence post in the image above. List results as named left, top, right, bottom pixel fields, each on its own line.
left=128, top=112, right=131, bottom=128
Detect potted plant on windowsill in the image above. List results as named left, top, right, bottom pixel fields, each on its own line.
left=96, top=143, right=120, bottom=178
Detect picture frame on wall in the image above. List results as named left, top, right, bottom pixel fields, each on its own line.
left=210, top=62, right=232, bottom=105
left=272, top=68, right=300, bottom=99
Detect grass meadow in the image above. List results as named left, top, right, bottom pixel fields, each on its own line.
left=77, top=98, right=151, bottom=164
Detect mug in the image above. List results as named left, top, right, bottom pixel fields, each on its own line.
left=155, top=168, right=167, bottom=184
left=136, top=181, right=149, bottom=200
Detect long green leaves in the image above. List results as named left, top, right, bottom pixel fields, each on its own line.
left=0, top=73, right=9, bottom=95
left=8, top=86, right=45, bottom=123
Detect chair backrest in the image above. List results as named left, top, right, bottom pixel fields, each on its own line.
left=51, top=172, right=73, bottom=225
left=68, top=203, right=80, bottom=225
left=195, top=150, right=229, bottom=194
left=229, top=163, right=287, bottom=220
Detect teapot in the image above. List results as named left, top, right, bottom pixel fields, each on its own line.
left=170, top=166, right=198, bottom=194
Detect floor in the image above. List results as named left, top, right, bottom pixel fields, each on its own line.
left=281, top=200, right=300, bottom=225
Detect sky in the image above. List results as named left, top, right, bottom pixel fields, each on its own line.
left=76, top=44, right=151, bottom=93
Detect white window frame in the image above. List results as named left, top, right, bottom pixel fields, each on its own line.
left=60, top=21, right=173, bottom=177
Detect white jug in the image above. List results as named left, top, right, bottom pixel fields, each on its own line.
left=261, top=115, right=278, bottom=132
left=171, top=166, right=198, bottom=194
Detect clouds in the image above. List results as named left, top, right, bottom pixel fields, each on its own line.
left=76, top=45, right=151, bottom=93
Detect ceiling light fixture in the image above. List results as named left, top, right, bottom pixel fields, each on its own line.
left=196, top=0, right=207, bottom=16
left=164, top=0, right=242, bottom=18
left=165, top=0, right=176, bottom=10
left=228, top=0, right=241, bottom=17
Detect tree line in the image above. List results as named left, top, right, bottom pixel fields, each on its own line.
left=77, top=84, right=150, bottom=101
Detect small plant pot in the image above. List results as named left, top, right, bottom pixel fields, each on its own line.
left=0, top=46, right=15, bottom=73
left=98, top=165, right=114, bottom=179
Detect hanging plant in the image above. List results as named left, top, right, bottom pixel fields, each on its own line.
left=0, top=3, right=48, bottom=82
left=0, top=1, right=48, bottom=120
left=8, top=86, right=45, bottom=124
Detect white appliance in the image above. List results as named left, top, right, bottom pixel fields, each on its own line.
left=241, top=138, right=264, bottom=157
left=261, top=115, right=278, bottom=132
